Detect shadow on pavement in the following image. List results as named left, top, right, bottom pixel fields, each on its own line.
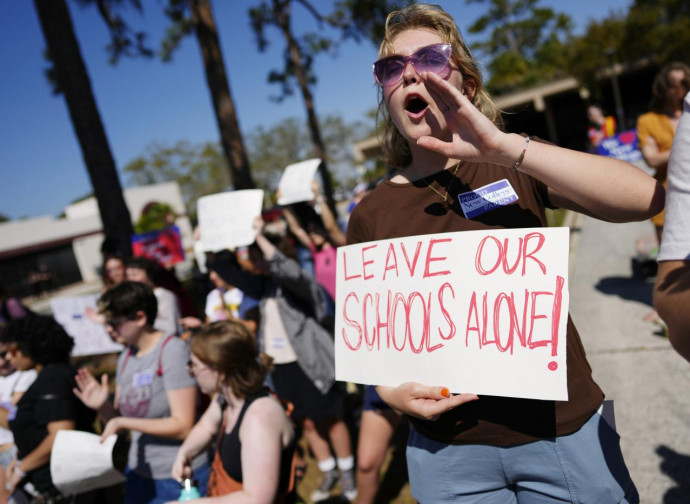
left=656, top=445, right=690, bottom=504
left=594, top=275, right=653, bottom=308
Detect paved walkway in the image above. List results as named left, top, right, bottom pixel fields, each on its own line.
left=568, top=213, right=690, bottom=504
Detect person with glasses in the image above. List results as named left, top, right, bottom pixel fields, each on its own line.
left=637, top=62, right=690, bottom=248
left=0, top=342, right=37, bottom=503
left=167, top=320, right=296, bottom=503
left=1, top=315, right=97, bottom=503
left=346, top=4, right=665, bottom=503
left=73, top=281, right=209, bottom=504
left=209, top=217, right=357, bottom=503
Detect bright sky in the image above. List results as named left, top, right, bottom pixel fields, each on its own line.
left=0, top=0, right=632, bottom=220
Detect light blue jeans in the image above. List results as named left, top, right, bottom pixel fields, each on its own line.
left=0, top=445, right=17, bottom=468
left=407, top=411, right=638, bottom=503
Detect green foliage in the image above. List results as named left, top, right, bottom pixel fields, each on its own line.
left=123, top=140, right=231, bottom=222
left=567, top=14, right=627, bottom=92
left=466, top=0, right=573, bottom=93
left=122, top=114, right=366, bottom=219
left=74, top=0, right=154, bottom=64
left=246, top=114, right=368, bottom=190
left=620, top=0, right=690, bottom=64
left=0, top=214, right=9, bottom=223
left=159, top=0, right=194, bottom=62
left=133, top=202, right=176, bottom=233
left=566, top=0, right=690, bottom=94
left=248, top=0, right=403, bottom=102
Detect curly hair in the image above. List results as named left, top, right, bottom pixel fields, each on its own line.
left=375, top=3, right=503, bottom=169
left=0, top=314, right=74, bottom=365
left=189, top=320, right=268, bottom=399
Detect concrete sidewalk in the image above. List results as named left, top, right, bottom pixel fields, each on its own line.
left=568, top=214, right=690, bottom=504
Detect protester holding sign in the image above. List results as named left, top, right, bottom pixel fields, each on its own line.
left=345, top=4, right=664, bottom=502
left=74, top=282, right=209, bottom=504
left=280, top=181, right=346, bottom=301
left=209, top=218, right=357, bottom=503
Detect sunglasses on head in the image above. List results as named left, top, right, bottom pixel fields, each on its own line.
left=373, top=43, right=452, bottom=87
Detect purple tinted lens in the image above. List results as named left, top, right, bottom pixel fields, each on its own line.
left=373, top=43, right=451, bottom=86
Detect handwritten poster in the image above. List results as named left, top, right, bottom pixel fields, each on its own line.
left=276, top=158, right=321, bottom=205
left=50, top=295, right=124, bottom=357
left=335, top=227, right=570, bottom=401
left=197, top=189, right=264, bottom=251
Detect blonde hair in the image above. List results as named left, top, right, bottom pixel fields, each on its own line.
left=190, top=320, right=270, bottom=399
left=376, top=3, right=503, bottom=169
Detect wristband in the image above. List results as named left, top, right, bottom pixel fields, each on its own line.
left=511, top=136, right=530, bottom=172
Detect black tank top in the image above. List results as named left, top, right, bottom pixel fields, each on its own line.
left=219, top=388, right=295, bottom=491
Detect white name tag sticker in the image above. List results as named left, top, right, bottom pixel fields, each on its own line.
left=132, top=371, right=154, bottom=388
left=272, top=338, right=287, bottom=349
left=458, top=179, right=519, bottom=219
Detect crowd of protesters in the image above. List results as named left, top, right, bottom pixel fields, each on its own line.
left=2, top=2, right=690, bottom=504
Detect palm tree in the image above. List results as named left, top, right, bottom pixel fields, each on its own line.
left=187, top=0, right=255, bottom=189
left=250, top=0, right=399, bottom=211
left=160, top=0, right=255, bottom=190
left=33, top=0, right=133, bottom=256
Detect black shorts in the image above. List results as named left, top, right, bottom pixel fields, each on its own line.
left=271, top=362, right=343, bottom=421
left=362, top=385, right=391, bottom=412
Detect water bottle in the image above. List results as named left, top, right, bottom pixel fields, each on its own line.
left=178, top=478, right=201, bottom=501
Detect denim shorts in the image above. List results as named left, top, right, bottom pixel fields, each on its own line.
left=406, top=410, right=638, bottom=503
left=0, top=445, right=17, bottom=468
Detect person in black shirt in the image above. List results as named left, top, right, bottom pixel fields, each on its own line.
left=1, top=315, right=96, bottom=502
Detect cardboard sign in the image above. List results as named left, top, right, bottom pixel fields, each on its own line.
left=597, top=130, right=642, bottom=162
left=335, top=227, right=570, bottom=401
left=276, top=158, right=321, bottom=205
left=197, top=189, right=264, bottom=251
left=131, top=225, right=184, bottom=267
left=50, top=295, right=124, bottom=357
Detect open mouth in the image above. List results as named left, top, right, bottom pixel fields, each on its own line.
left=405, top=95, right=428, bottom=115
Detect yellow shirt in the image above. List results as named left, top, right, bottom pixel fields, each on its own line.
left=637, top=111, right=675, bottom=225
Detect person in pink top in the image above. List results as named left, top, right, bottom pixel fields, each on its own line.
left=279, top=181, right=345, bottom=301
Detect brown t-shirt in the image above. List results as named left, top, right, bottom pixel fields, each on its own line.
left=347, top=160, right=604, bottom=446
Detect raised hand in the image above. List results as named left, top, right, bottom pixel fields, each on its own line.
left=418, top=71, right=508, bottom=165
left=73, top=368, right=109, bottom=411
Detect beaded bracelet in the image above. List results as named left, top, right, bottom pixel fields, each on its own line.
left=511, top=136, right=530, bottom=172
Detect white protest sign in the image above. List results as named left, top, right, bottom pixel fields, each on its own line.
left=51, top=431, right=125, bottom=496
left=50, top=295, right=123, bottom=357
left=335, top=227, right=570, bottom=401
left=276, top=158, right=321, bottom=205
left=197, top=189, right=264, bottom=251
